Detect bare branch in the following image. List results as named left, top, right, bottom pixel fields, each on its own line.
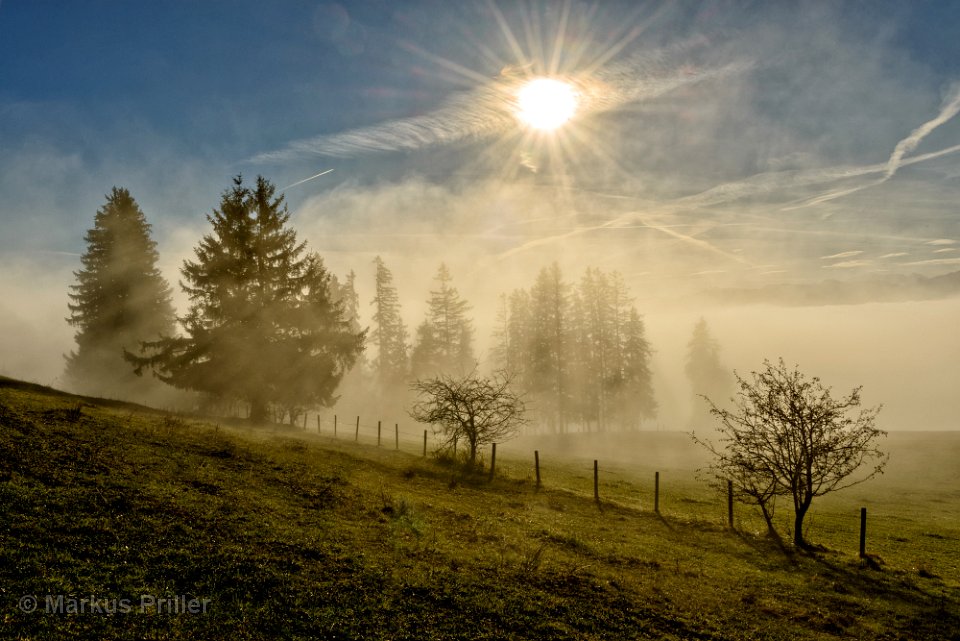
left=409, top=370, right=527, bottom=466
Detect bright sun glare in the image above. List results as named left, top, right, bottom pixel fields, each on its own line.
left=515, top=78, right=578, bottom=131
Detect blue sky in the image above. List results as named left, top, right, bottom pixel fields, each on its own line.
left=2, top=1, right=960, bottom=427
left=2, top=1, right=959, bottom=265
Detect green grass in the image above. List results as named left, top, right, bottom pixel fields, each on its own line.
left=0, top=376, right=957, bottom=640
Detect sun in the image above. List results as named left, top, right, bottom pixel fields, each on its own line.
left=515, top=78, right=579, bottom=131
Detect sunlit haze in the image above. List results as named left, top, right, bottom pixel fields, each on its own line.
left=0, top=1, right=958, bottom=431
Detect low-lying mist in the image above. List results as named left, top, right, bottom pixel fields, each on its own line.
left=1, top=176, right=956, bottom=431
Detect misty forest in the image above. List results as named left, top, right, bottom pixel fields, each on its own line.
left=68, top=175, right=687, bottom=435
left=1, top=2, right=959, bottom=640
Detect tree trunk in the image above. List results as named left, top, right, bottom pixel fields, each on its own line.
left=469, top=441, right=477, bottom=466
left=759, top=499, right=778, bottom=539
left=793, top=502, right=811, bottom=548
left=249, top=397, right=269, bottom=424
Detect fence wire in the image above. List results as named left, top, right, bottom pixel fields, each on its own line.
left=256, top=413, right=883, bottom=554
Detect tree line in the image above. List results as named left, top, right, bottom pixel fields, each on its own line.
left=486, top=264, right=654, bottom=432
left=65, top=175, right=732, bottom=428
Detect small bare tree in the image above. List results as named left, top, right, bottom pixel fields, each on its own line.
left=409, top=371, right=526, bottom=467
left=695, top=358, right=887, bottom=548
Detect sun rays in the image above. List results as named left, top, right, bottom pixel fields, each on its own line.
left=248, top=1, right=959, bottom=285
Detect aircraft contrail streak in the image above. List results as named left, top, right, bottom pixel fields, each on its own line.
left=281, top=169, right=334, bottom=191
left=784, top=84, right=960, bottom=209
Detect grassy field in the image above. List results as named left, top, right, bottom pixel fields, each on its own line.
left=1, top=376, right=957, bottom=640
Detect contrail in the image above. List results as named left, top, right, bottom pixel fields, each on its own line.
left=633, top=214, right=751, bottom=266
left=886, top=83, right=960, bottom=179
left=481, top=126, right=960, bottom=265
left=281, top=169, right=334, bottom=191
left=489, top=208, right=748, bottom=266
left=642, top=139, right=960, bottom=213
left=784, top=83, right=960, bottom=210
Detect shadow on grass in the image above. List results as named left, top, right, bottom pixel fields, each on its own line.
left=729, top=527, right=801, bottom=571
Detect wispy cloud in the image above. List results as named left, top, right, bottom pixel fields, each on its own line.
left=927, top=238, right=957, bottom=246
left=250, top=45, right=750, bottom=163
left=824, top=260, right=872, bottom=269
left=903, top=257, right=960, bottom=266
left=821, top=250, right=864, bottom=260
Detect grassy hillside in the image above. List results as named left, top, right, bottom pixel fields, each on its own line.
left=1, top=376, right=958, bottom=640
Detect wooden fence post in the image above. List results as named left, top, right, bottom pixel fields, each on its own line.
left=655, top=471, right=660, bottom=513
left=317, top=415, right=321, bottom=433
left=727, top=480, right=734, bottom=528
left=423, top=430, right=428, bottom=457
left=395, top=423, right=399, bottom=450
left=333, top=414, right=337, bottom=438
left=355, top=416, right=359, bottom=442
left=594, top=460, right=599, bottom=503
left=489, top=443, right=497, bottom=481
left=377, top=420, right=381, bottom=446
left=859, top=507, right=867, bottom=558
left=534, top=450, right=541, bottom=488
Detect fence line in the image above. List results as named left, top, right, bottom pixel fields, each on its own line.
left=261, top=414, right=875, bottom=557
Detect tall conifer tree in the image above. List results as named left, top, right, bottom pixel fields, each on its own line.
left=619, top=307, right=657, bottom=428
left=411, top=263, right=474, bottom=376
left=335, top=269, right=362, bottom=334
left=489, top=293, right=510, bottom=372
left=685, top=318, right=732, bottom=428
left=131, top=176, right=363, bottom=422
left=505, top=289, right=532, bottom=389
left=371, top=256, right=408, bottom=389
left=65, top=187, right=174, bottom=399
left=529, top=263, right=569, bottom=432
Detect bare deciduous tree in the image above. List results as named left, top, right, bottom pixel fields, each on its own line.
left=409, top=371, right=526, bottom=467
left=695, top=358, right=887, bottom=548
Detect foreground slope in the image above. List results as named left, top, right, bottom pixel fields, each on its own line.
left=0, top=377, right=957, bottom=640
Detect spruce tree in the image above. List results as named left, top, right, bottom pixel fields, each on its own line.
left=579, top=267, right=615, bottom=430
left=335, top=269, right=362, bottom=334
left=505, top=288, right=532, bottom=392
left=65, top=187, right=175, bottom=399
left=529, top=263, right=569, bottom=432
left=620, top=307, right=657, bottom=428
left=131, top=176, right=363, bottom=423
left=565, top=287, right=590, bottom=428
left=371, top=256, right=408, bottom=389
left=327, top=268, right=372, bottom=414
left=489, top=293, right=510, bottom=372
left=273, top=253, right=365, bottom=423
left=685, top=318, right=732, bottom=428
left=411, top=264, right=474, bottom=376
left=410, top=321, right=437, bottom=379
